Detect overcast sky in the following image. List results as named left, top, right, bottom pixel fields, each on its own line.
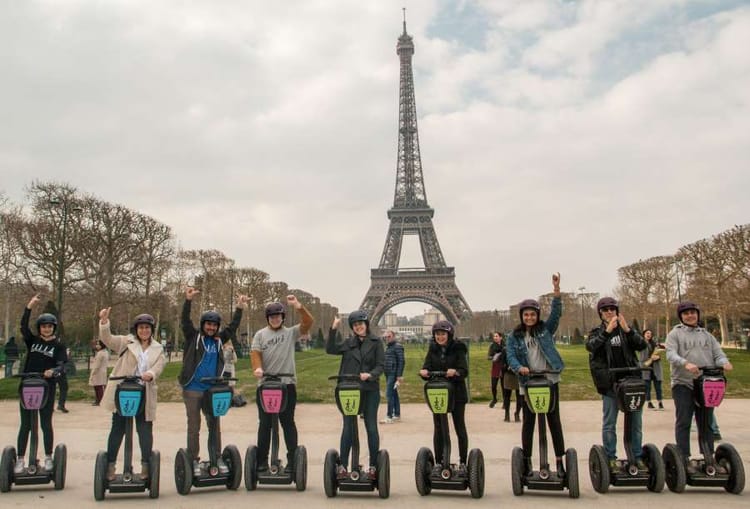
left=2, top=0, right=748, bottom=316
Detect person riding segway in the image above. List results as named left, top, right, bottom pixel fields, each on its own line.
left=662, top=301, right=744, bottom=494
left=323, top=311, right=389, bottom=498
left=586, top=297, right=665, bottom=493
left=415, top=320, right=484, bottom=498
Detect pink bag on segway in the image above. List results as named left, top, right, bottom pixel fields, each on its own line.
left=698, top=377, right=726, bottom=408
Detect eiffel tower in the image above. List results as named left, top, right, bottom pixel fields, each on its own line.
left=360, top=17, right=471, bottom=326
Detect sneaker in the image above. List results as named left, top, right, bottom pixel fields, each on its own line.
left=556, top=458, right=566, bottom=477
left=647, top=401, right=655, bottom=409
left=489, top=399, right=497, bottom=408
left=57, top=406, right=69, bottom=413
left=284, top=463, right=294, bottom=474
left=686, top=459, right=700, bottom=475
left=13, top=458, right=25, bottom=474
left=713, top=432, right=722, bottom=441
left=107, top=462, right=117, bottom=481
left=139, top=462, right=149, bottom=481
left=367, top=466, right=377, bottom=480
left=44, top=455, right=54, bottom=472
left=636, top=458, right=648, bottom=471
left=392, top=416, right=400, bottom=422
left=455, top=463, right=467, bottom=476
left=658, top=401, right=664, bottom=410
left=608, top=459, right=619, bottom=475
left=192, top=460, right=202, bottom=477
left=257, top=462, right=269, bottom=472
left=514, top=412, right=521, bottom=422
left=380, top=417, right=394, bottom=424
left=336, top=465, right=348, bottom=480
left=216, top=458, right=229, bottom=475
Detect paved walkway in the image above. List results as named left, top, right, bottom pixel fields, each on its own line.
left=1, top=400, right=747, bottom=507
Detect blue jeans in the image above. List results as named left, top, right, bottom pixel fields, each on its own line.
left=4, top=360, right=14, bottom=378
left=385, top=374, right=400, bottom=418
left=602, top=392, right=642, bottom=461
left=340, top=390, right=380, bottom=468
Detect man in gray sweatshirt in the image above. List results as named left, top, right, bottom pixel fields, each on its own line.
left=666, top=301, right=733, bottom=472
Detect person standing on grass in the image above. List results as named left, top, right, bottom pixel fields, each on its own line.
left=381, top=330, right=404, bottom=424
left=89, top=339, right=109, bottom=406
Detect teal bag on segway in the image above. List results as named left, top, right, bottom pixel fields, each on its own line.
left=203, top=384, right=233, bottom=417
left=115, top=380, right=146, bottom=417
left=615, top=376, right=646, bottom=413
left=335, top=380, right=361, bottom=416
left=525, top=376, right=555, bottom=414
left=423, top=379, right=454, bottom=414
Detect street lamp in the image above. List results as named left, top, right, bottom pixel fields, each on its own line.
left=49, top=196, right=82, bottom=322
left=578, top=286, right=587, bottom=333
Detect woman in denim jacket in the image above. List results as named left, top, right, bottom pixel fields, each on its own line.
left=506, top=273, right=566, bottom=477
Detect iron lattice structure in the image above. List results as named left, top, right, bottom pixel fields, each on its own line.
left=360, top=20, right=472, bottom=326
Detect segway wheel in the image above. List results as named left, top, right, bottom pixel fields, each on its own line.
left=588, top=445, right=609, bottom=494
left=467, top=448, right=485, bottom=498
left=376, top=449, right=390, bottom=499
left=662, top=444, right=686, bottom=493
left=174, top=448, right=193, bottom=495
left=53, top=443, right=66, bottom=490
left=510, top=446, right=524, bottom=496
left=294, top=445, right=307, bottom=491
left=93, top=450, right=108, bottom=501
left=565, top=448, right=579, bottom=498
left=716, top=443, right=745, bottom=494
left=223, top=445, right=242, bottom=490
left=642, top=443, right=664, bottom=493
left=148, top=450, right=160, bottom=499
left=244, top=445, right=258, bottom=491
left=414, top=447, right=433, bottom=496
left=323, top=449, right=339, bottom=498
left=0, top=446, right=16, bottom=493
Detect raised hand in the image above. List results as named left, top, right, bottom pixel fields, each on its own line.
left=552, top=272, right=561, bottom=291
left=185, top=287, right=200, bottom=300
left=287, top=294, right=301, bottom=309
left=99, top=307, right=111, bottom=323
left=332, top=317, right=341, bottom=330
left=236, top=294, right=249, bottom=308
left=27, top=293, right=42, bottom=309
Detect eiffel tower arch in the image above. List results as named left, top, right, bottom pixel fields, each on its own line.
left=360, top=17, right=471, bottom=327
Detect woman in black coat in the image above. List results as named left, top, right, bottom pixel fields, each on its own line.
left=420, top=320, right=469, bottom=470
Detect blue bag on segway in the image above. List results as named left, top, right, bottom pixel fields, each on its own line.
left=423, top=379, right=454, bottom=414
left=19, top=377, right=50, bottom=411
left=115, top=380, right=146, bottom=417
left=203, top=384, right=233, bottom=417
left=335, top=380, right=361, bottom=416
left=615, top=377, right=646, bottom=413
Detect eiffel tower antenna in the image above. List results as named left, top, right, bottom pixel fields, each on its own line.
left=359, top=17, right=471, bottom=326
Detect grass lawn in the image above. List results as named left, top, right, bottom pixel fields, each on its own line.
left=2, top=344, right=748, bottom=403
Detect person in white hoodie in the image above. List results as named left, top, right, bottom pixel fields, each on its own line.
left=666, top=301, right=733, bottom=473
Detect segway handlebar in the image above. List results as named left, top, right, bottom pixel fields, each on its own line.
left=261, top=372, right=295, bottom=380
left=327, top=374, right=361, bottom=382
left=15, top=371, right=61, bottom=379
left=697, top=366, right=724, bottom=371
left=109, top=375, right=143, bottom=382
left=421, top=370, right=448, bottom=378
left=200, top=376, right=238, bottom=383
left=527, top=369, right=561, bottom=375
left=609, top=367, right=652, bottom=374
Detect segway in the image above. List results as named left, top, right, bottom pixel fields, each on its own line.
left=510, top=370, right=579, bottom=498
left=414, top=371, right=484, bottom=498
left=589, top=367, right=664, bottom=493
left=662, top=367, right=745, bottom=494
left=0, top=372, right=67, bottom=492
left=245, top=372, right=307, bottom=491
left=93, top=375, right=160, bottom=500
left=323, top=374, right=389, bottom=498
left=174, top=376, right=242, bottom=495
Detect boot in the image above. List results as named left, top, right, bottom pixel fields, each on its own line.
left=556, top=457, right=566, bottom=478
left=504, top=408, right=510, bottom=422
left=524, top=457, right=533, bottom=477
left=139, top=462, right=149, bottom=481
left=647, top=401, right=655, bottom=409
left=107, top=462, right=117, bottom=481
left=489, top=399, right=497, bottom=408
left=514, top=411, right=521, bottom=422
left=284, top=452, right=295, bottom=474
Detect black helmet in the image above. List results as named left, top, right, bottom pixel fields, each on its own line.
left=36, top=313, right=58, bottom=333
left=432, top=320, right=455, bottom=341
left=348, top=309, right=370, bottom=329
left=133, top=313, right=156, bottom=331
left=677, top=301, right=700, bottom=323
left=200, top=310, right=222, bottom=332
left=265, top=302, right=286, bottom=320
left=597, top=297, right=619, bottom=314
left=518, top=299, right=541, bottom=319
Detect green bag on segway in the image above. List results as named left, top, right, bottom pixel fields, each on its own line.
left=525, top=376, right=555, bottom=414
left=423, top=378, right=454, bottom=414
left=335, top=380, right=361, bottom=416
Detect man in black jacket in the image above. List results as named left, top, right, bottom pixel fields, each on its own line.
left=179, top=286, right=248, bottom=477
left=586, top=297, right=647, bottom=475
left=381, top=330, right=404, bottom=424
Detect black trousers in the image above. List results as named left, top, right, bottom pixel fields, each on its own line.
left=503, top=388, right=523, bottom=414
left=256, top=384, right=298, bottom=465
left=57, top=374, right=68, bottom=407
left=673, top=384, right=714, bottom=457
left=521, top=383, right=565, bottom=459
left=17, top=384, right=56, bottom=456
left=106, top=412, right=154, bottom=464
left=433, top=402, right=469, bottom=465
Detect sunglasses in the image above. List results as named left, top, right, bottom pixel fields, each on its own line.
left=601, top=306, right=617, bottom=312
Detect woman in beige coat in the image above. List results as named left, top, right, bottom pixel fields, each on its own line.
left=89, top=340, right=110, bottom=405
left=99, top=307, right=166, bottom=481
